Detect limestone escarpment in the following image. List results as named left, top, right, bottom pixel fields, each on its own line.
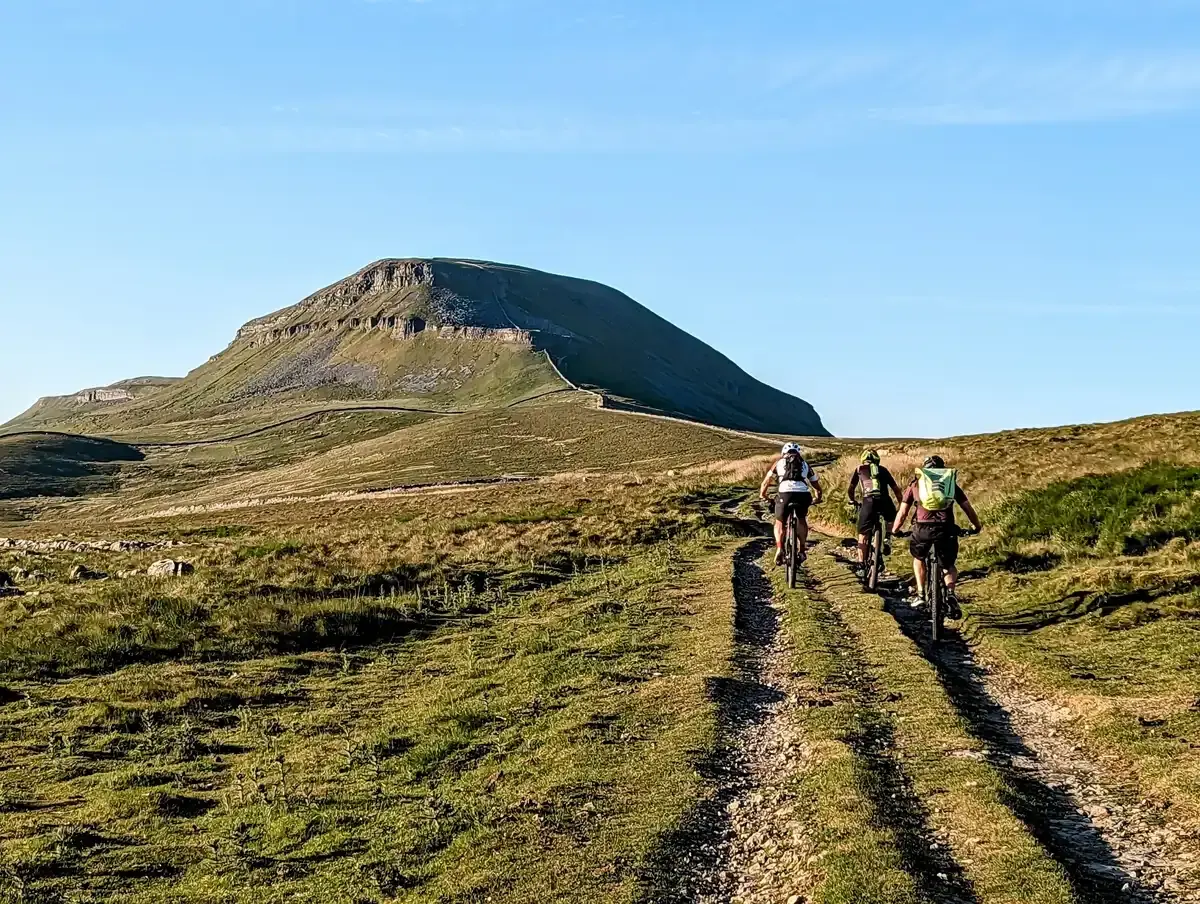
left=234, top=259, right=532, bottom=349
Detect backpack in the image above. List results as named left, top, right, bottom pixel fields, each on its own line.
left=916, top=468, right=957, bottom=511
left=862, top=462, right=882, bottom=495
left=781, top=453, right=809, bottom=484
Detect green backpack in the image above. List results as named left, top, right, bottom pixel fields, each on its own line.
left=916, top=468, right=958, bottom=512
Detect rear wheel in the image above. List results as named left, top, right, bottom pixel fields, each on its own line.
left=929, top=554, right=944, bottom=643
left=867, top=521, right=884, bottom=591
left=786, top=512, right=799, bottom=588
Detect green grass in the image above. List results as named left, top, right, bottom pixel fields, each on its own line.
left=773, top=548, right=1072, bottom=904
left=0, top=433, right=143, bottom=503
left=0, top=478, right=744, bottom=902
left=992, top=461, right=1200, bottom=556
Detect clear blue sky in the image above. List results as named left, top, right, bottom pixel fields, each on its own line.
left=3, top=0, right=1198, bottom=437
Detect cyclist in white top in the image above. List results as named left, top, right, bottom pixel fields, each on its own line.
left=759, top=442, right=823, bottom=566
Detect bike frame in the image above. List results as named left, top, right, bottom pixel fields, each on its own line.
left=785, top=508, right=800, bottom=588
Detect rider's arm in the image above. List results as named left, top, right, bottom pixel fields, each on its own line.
left=893, top=483, right=915, bottom=533
left=958, top=489, right=982, bottom=531
left=759, top=460, right=779, bottom=499
left=809, top=473, right=823, bottom=503
left=847, top=469, right=860, bottom=503
left=886, top=469, right=904, bottom=507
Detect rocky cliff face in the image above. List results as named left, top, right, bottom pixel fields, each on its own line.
left=234, top=259, right=532, bottom=349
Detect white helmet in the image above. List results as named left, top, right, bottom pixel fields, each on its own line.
left=781, top=442, right=802, bottom=456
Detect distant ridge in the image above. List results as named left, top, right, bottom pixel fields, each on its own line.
left=7, top=258, right=828, bottom=437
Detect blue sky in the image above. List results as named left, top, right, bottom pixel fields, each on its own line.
left=2, top=0, right=1198, bottom=437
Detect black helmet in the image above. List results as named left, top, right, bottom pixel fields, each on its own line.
left=924, top=455, right=945, bottom=469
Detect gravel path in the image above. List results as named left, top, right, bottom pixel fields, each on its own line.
left=640, top=539, right=816, bottom=903
left=828, top=544, right=1200, bottom=903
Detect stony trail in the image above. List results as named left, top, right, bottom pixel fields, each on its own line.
left=645, top=533, right=977, bottom=904
left=826, top=545, right=1200, bottom=903
left=641, top=538, right=815, bottom=903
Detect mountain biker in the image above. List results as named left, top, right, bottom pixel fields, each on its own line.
left=848, top=449, right=903, bottom=572
left=892, top=455, right=982, bottom=618
left=759, top=442, right=823, bottom=567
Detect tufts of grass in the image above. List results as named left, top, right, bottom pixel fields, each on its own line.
left=992, top=461, right=1200, bottom=557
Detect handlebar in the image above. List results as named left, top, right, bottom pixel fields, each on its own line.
left=894, top=526, right=981, bottom=538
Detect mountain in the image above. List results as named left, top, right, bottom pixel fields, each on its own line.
left=5, top=258, right=828, bottom=437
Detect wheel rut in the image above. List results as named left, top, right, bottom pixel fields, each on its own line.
left=639, top=538, right=798, bottom=903
left=643, top=534, right=979, bottom=904
left=800, top=566, right=980, bottom=904
left=827, top=546, right=1197, bottom=903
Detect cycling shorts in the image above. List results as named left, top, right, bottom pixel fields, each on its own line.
left=857, top=494, right=896, bottom=536
left=775, top=492, right=812, bottom=521
left=909, top=523, right=960, bottom=568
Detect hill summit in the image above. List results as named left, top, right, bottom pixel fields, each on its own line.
left=8, top=258, right=828, bottom=437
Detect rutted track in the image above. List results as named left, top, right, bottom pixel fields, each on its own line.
left=827, top=545, right=1196, bottom=903
left=801, top=554, right=980, bottom=904
left=124, top=475, right=539, bottom=520
left=638, top=538, right=790, bottom=903
left=643, top=515, right=981, bottom=903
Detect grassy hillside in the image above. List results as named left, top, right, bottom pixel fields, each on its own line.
left=4, top=258, right=829, bottom=439
left=0, top=433, right=143, bottom=505
left=2, top=390, right=1198, bottom=901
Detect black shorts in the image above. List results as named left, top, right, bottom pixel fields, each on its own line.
left=775, top=492, right=812, bottom=521
left=909, top=523, right=960, bottom=568
left=856, top=494, right=896, bottom=536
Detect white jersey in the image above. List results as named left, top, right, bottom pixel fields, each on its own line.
left=775, top=457, right=812, bottom=494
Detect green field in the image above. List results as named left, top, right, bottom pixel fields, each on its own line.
left=1, top=394, right=1198, bottom=902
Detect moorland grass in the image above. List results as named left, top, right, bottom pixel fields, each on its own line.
left=0, top=478, right=744, bottom=903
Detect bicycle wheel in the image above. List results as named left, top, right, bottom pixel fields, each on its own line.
left=867, top=521, right=884, bottom=591
left=929, top=553, right=944, bottom=643
left=787, top=512, right=799, bottom=589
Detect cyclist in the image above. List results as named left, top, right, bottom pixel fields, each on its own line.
left=759, top=442, right=823, bottom=567
left=892, top=455, right=982, bottom=618
left=847, top=449, right=903, bottom=573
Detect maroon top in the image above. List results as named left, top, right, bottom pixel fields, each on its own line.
left=903, top=479, right=969, bottom=524
left=848, top=464, right=900, bottom=501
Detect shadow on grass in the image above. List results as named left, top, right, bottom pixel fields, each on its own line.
left=636, top=538, right=779, bottom=903
left=973, top=574, right=1200, bottom=634
left=803, top=572, right=981, bottom=904
left=863, top=568, right=1161, bottom=904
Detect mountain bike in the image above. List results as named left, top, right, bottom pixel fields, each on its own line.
left=774, top=494, right=819, bottom=589
left=783, top=505, right=800, bottom=588
left=897, top=525, right=979, bottom=644
left=851, top=500, right=887, bottom=592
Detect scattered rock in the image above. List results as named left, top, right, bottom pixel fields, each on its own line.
left=0, top=537, right=180, bottom=554
left=147, top=560, right=195, bottom=578
left=69, top=565, right=105, bottom=582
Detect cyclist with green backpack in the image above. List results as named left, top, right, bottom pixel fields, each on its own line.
left=848, top=449, right=903, bottom=574
left=892, top=455, right=982, bottom=617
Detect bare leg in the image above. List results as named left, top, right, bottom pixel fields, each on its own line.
left=912, top=557, right=927, bottom=598
left=945, top=566, right=958, bottom=592
left=773, top=518, right=784, bottom=551
left=856, top=533, right=869, bottom=564
left=797, top=519, right=809, bottom=561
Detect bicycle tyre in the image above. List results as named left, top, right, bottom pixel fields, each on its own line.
left=868, top=521, right=884, bottom=591
left=930, top=553, right=944, bottom=643
left=787, top=512, right=799, bottom=589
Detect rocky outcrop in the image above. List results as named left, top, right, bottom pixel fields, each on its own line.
left=69, top=565, right=105, bottom=582
left=148, top=559, right=194, bottom=578
left=239, top=317, right=531, bottom=349
left=26, top=377, right=178, bottom=413
left=234, top=259, right=533, bottom=349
